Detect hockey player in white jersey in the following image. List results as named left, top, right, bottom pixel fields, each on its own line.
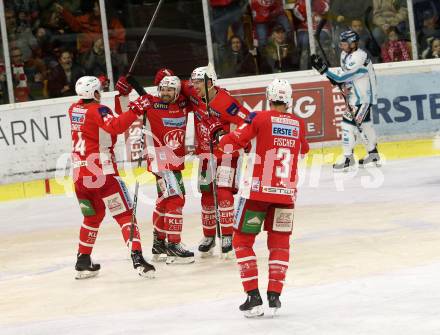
left=311, top=30, right=381, bottom=171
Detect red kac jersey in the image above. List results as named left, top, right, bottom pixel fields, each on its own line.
left=219, top=110, right=309, bottom=204
left=181, top=80, right=250, bottom=156
left=142, top=93, right=189, bottom=172
left=69, top=100, right=138, bottom=179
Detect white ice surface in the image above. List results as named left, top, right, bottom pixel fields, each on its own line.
left=0, top=157, right=439, bottom=334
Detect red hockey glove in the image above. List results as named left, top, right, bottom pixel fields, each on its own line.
left=129, top=95, right=150, bottom=116
left=116, top=76, right=133, bottom=96
left=154, top=68, right=175, bottom=85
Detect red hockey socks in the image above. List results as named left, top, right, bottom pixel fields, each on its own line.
left=267, top=232, right=290, bottom=294
left=78, top=218, right=101, bottom=254
left=201, top=193, right=216, bottom=237
left=217, top=188, right=234, bottom=236
left=116, top=215, right=141, bottom=251
left=164, top=196, right=184, bottom=243
left=233, top=231, right=258, bottom=292
left=153, top=207, right=166, bottom=240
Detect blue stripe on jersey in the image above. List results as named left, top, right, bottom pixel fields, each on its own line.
left=326, top=68, right=368, bottom=82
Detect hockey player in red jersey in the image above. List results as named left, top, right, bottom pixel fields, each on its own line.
left=115, top=73, right=194, bottom=264
left=69, top=76, right=155, bottom=279
left=218, top=79, right=309, bottom=317
left=181, top=65, right=250, bottom=257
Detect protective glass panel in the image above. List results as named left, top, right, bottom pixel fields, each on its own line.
left=4, top=0, right=108, bottom=101
left=105, top=0, right=208, bottom=86
left=412, top=0, right=440, bottom=60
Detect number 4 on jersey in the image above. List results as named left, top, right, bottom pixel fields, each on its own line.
left=73, top=132, right=86, bottom=156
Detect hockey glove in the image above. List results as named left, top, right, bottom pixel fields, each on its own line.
left=116, top=76, right=133, bottom=96
left=154, top=68, right=175, bottom=86
left=310, top=54, right=328, bottom=74
left=129, top=95, right=151, bottom=116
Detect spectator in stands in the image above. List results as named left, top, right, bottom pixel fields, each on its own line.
left=210, top=0, right=245, bottom=55
left=422, top=37, right=440, bottom=59
left=47, top=49, right=84, bottom=98
left=250, top=0, right=292, bottom=50
left=80, top=38, right=106, bottom=77
left=10, top=47, right=30, bottom=102
left=372, top=0, right=408, bottom=46
left=54, top=1, right=125, bottom=55
left=330, top=0, right=372, bottom=30
left=5, top=8, right=38, bottom=64
left=38, top=6, right=77, bottom=62
left=263, top=24, right=297, bottom=73
left=219, top=35, right=258, bottom=77
left=417, top=9, right=440, bottom=56
left=350, top=18, right=381, bottom=62
left=380, top=26, right=411, bottom=63
left=0, top=59, right=8, bottom=104
left=11, top=0, right=40, bottom=29
left=292, top=0, right=335, bottom=69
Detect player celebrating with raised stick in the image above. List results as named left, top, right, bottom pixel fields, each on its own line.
left=69, top=76, right=155, bottom=279
left=218, top=79, right=309, bottom=317
left=115, top=71, right=194, bottom=265
left=181, top=65, right=250, bottom=258
left=311, top=30, right=381, bottom=171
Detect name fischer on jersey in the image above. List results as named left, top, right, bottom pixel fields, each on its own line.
left=273, top=137, right=297, bottom=147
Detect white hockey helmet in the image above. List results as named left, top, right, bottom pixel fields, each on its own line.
left=75, top=76, right=101, bottom=99
left=266, top=78, right=293, bottom=107
left=191, top=65, right=217, bottom=85
left=158, top=75, right=181, bottom=101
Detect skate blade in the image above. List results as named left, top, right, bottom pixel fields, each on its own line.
left=220, top=250, right=235, bottom=260
left=360, top=161, right=381, bottom=169
left=243, top=305, right=264, bottom=318
left=166, top=256, right=195, bottom=265
left=137, top=267, right=155, bottom=279
left=152, top=254, right=167, bottom=262
left=199, top=249, right=215, bottom=258
left=75, top=270, right=99, bottom=280
left=333, top=166, right=356, bottom=173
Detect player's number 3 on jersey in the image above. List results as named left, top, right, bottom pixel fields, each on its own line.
left=276, top=148, right=291, bottom=178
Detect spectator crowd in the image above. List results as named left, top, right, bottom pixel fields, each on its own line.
left=1, top=0, right=440, bottom=104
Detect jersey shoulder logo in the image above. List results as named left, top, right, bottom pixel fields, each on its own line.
left=98, top=106, right=111, bottom=118
left=245, top=111, right=257, bottom=124
left=226, top=102, right=239, bottom=116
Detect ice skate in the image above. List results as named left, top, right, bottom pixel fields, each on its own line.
left=221, top=235, right=234, bottom=259
left=166, top=242, right=195, bottom=265
left=75, top=253, right=100, bottom=280
left=152, top=232, right=167, bottom=262
left=333, top=155, right=355, bottom=172
left=239, top=289, right=264, bottom=318
left=198, top=236, right=216, bottom=257
left=359, top=148, right=381, bottom=168
left=131, top=250, right=155, bottom=278
left=267, top=291, right=281, bottom=317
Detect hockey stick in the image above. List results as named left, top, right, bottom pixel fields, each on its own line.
left=364, top=6, right=381, bottom=59
left=203, top=66, right=223, bottom=254
left=126, top=0, right=163, bottom=252
left=128, top=0, right=164, bottom=75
